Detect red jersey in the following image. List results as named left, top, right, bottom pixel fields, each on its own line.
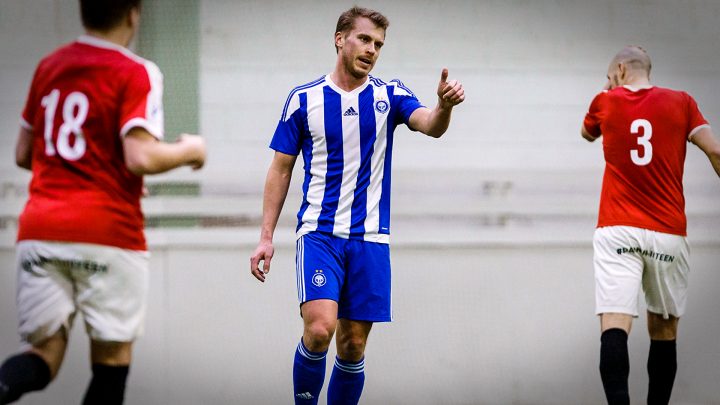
left=18, top=35, right=164, bottom=251
left=583, top=86, right=709, bottom=236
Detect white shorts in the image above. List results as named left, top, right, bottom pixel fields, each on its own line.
left=16, top=240, right=149, bottom=347
left=593, top=226, right=689, bottom=318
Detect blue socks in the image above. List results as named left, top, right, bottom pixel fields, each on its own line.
left=292, top=339, right=366, bottom=405
left=327, top=357, right=365, bottom=405
left=293, top=339, right=327, bottom=404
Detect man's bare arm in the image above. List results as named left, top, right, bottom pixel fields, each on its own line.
left=408, top=68, right=465, bottom=138
left=250, top=151, right=297, bottom=282
left=691, top=127, right=720, bottom=178
left=15, top=127, right=33, bottom=170
left=123, top=128, right=206, bottom=175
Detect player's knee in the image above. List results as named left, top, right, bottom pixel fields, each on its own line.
left=304, top=322, right=334, bottom=349
left=336, top=335, right=367, bottom=361
left=90, top=341, right=133, bottom=366
left=647, top=313, right=678, bottom=340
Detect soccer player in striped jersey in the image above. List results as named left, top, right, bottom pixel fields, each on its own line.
left=250, top=6, right=464, bottom=404
left=582, top=46, right=720, bottom=405
left=0, top=1, right=205, bottom=404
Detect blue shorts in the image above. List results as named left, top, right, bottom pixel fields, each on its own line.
left=296, top=232, right=392, bottom=322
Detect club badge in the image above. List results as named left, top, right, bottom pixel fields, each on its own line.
left=374, top=100, right=389, bottom=114
left=312, top=269, right=327, bottom=287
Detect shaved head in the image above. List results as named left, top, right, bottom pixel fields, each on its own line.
left=611, top=45, right=652, bottom=75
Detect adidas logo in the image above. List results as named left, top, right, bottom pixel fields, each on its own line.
left=343, top=106, right=358, bottom=116
left=295, top=392, right=315, bottom=400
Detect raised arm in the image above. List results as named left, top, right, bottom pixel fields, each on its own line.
left=15, top=127, right=33, bottom=170
left=123, top=127, right=206, bottom=175
left=690, top=126, right=720, bottom=177
left=408, top=68, right=465, bottom=138
left=250, top=151, right=297, bottom=282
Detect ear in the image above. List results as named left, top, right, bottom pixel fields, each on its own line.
left=335, top=31, right=344, bottom=50
left=618, top=63, right=627, bottom=81
left=128, top=6, right=140, bottom=29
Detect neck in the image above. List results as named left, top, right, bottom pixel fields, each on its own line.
left=623, top=74, right=651, bottom=88
left=329, top=62, right=367, bottom=92
left=85, top=28, right=133, bottom=48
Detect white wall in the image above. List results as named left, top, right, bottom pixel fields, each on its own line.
left=1, top=1, right=719, bottom=404
left=2, top=240, right=719, bottom=404
left=198, top=0, right=720, bottom=188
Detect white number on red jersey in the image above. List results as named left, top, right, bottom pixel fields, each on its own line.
left=40, top=89, right=89, bottom=161
left=630, top=118, right=652, bottom=166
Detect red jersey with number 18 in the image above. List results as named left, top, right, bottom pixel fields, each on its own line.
left=583, top=86, right=709, bottom=236
left=18, top=35, right=164, bottom=251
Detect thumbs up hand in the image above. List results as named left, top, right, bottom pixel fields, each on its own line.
left=436, top=68, right=465, bottom=108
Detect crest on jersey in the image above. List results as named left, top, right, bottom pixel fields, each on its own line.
left=374, top=100, right=389, bottom=114
left=312, top=269, right=327, bottom=287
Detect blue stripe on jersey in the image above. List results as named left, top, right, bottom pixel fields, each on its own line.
left=296, top=92, right=313, bottom=230
left=317, top=86, right=344, bottom=233
left=349, top=86, right=377, bottom=237
left=378, top=86, right=396, bottom=234
left=281, top=76, right=325, bottom=120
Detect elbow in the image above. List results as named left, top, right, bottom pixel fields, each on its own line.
left=422, top=125, right=447, bottom=139
left=581, top=127, right=598, bottom=142
left=426, top=130, right=444, bottom=139
left=710, top=144, right=720, bottom=159
left=709, top=147, right=720, bottom=163
left=125, top=153, right=154, bottom=176
left=15, top=154, right=31, bottom=170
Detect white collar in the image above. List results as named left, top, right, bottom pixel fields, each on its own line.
left=623, top=84, right=653, bottom=92
left=324, top=74, right=370, bottom=96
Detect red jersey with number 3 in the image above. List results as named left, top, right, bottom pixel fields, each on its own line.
left=583, top=86, right=709, bottom=236
left=18, top=35, right=164, bottom=251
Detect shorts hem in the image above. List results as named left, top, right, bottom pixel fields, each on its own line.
left=299, top=297, right=339, bottom=306
left=646, top=306, right=683, bottom=318
left=595, top=306, right=639, bottom=317
left=337, top=313, right=392, bottom=323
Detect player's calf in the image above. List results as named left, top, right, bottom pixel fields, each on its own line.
left=0, top=352, right=51, bottom=404
left=599, top=328, right=630, bottom=405
left=294, top=338, right=328, bottom=405
left=647, top=339, right=677, bottom=405
left=82, top=364, right=130, bottom=405
left=327, top=356, right=365, bottom=405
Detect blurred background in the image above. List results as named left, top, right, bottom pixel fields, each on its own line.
left=1, top=1, right=718, bottom=404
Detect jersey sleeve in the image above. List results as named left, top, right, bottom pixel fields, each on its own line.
left=684, top=92, right=710, bottom=141
left=582, top=91, right=606, bottom=139
left=119, top=61, right=164, bottom=140
left=390, top=80, right=424, bottom=127
left=269, top=91, right=304, bottom=156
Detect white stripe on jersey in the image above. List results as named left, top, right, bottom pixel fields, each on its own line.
left=363, top=85, right=390, bottom=241
left=296, top=236, right=306, bottom=303
left=334, top=91, right=363, bottom=238
left=299, top=85, right=327, bottom=236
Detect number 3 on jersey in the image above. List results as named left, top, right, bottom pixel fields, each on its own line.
left=41, top=89, right=88, bottom=161
left=630, top=118, right=652, bottom=166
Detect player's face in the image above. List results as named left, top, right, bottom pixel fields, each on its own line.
left=336, top=17, right=385, bottom=79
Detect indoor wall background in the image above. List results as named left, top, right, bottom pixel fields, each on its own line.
left=1, top=1, right=718, bottom=404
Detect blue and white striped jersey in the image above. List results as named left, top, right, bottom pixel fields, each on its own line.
left=270, top=74, right=424, bottom=243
